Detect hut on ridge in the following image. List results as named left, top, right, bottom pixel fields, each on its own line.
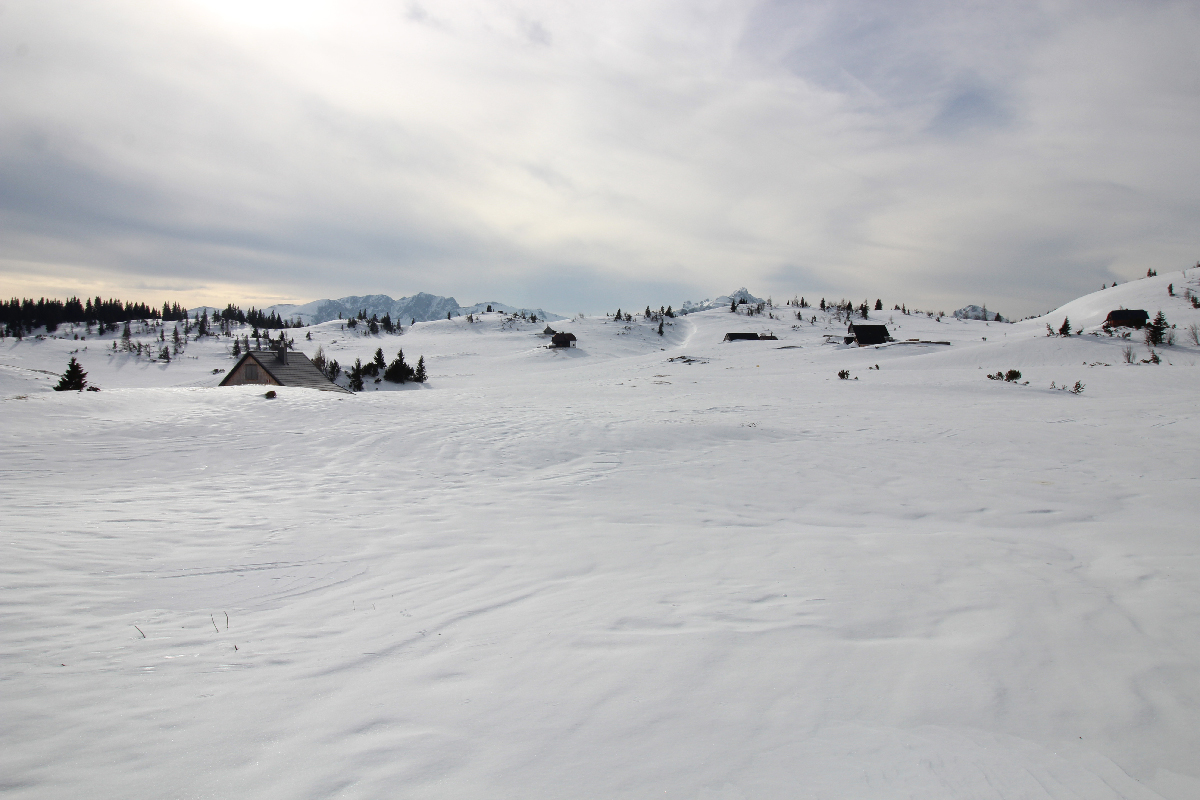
left=1104, top=309, right=1149, bottom=329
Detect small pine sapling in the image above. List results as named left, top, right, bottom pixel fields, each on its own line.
left=414, top=356, right=427, bottom=383
left=1144, top=311, right=1168, bottom=346
left=53, top=357, right=88, bottom=391
left=1058, top=317, right=1072, bottom=337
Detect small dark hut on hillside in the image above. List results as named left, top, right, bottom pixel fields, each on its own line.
left=723, top=332, right=761, bottom=341
left=1104, top=309, right=1149, bottom=329
left=845, top=323, right=891, bottom=346
left=551, top=332, right=577, bottom=348
left=220, top=350, right=350, bottom=393
left=543, top=325, right=557, bottom=335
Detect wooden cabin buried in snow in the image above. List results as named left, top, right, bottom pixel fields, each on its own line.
left=220, top=349, right=350, bottom=393
left=1104, top=309, right=1149, bottom=329
left=551, top=332, right=577, bottom=348
left=723, top=332, right=778, bottom=341
left=845, top=323, right=891, bottom=346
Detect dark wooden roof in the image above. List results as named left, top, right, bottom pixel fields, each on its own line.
left=723, top=332, right=761, bottom=341
left=551, top=332, right=577, bottom=346
left=221, top=350, right=351, bottom=393
left=1105, top=309, right=1148, bottom=326
left=848, top=323, right=890, bottom=345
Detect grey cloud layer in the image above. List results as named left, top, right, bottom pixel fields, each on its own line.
left=1, top=0, right=1197, bottom=316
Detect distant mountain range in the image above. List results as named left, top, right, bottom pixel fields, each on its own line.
left=953, top=304, right=1009, bottom=323
left=678, top=288, right=765, bottom=314
left=252, top=293, right=564, bottom=324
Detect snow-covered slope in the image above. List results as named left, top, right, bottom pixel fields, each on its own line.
left=2, top=287, right=1200, bottom=799
left=1034, top=266, right=1199, bottom=332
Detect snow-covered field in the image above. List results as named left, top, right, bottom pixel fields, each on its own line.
left=3, top=272, right=1199, bottom=799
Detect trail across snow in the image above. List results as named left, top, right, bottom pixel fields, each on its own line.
left=2, top=273, right=1200, bottom=798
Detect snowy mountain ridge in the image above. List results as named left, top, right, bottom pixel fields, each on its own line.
left=258, top=292, right=564, bottom=325
left=954, top=304, right=1008, bottom=322
left=678, top=287, right=765, bottom=314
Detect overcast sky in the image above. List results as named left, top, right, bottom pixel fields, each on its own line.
left=1, top=0, right=1197, bottom=316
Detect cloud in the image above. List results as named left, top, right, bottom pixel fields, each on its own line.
left=0, top=0, right=1197, bottom=317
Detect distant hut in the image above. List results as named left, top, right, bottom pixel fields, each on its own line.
left=220, top=349, right=350, bottom=393
left=846, top=323, right=891, bottom=346
left=543, top=325, right=557, bottom=335
left=723, top=332, right=761, bottom=341
left=550, top=332, right=577, bottom=348
left=1104, top=309, right=1149, bottom=329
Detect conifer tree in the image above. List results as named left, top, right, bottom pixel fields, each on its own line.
left=384, top=349, right=412, bottom=383
left=1145, top=311, right=1168, bottom=346
left=373, top=348, right=386, bottom=372
left=348, top=359, right=364, bottom=392
left=657, top=320, right=664, bottom=336
left=1059, top=317, right=1072, bottom=337
left=54, top=357, right=87, bottom=391
left=414, top=356, right=427, bottom=383
left=875, top=299, right=882, bottom=310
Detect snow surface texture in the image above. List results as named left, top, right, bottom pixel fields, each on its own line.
left=2, top=271, right=1200, bottom=799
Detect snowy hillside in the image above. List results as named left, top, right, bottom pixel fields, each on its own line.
left=1033, top=268, right=1198, bottom=332
left=2, top=273, right=1200, bottom=799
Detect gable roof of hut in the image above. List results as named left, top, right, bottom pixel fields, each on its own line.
left=847, top=323, right=891, bottom=346
left=220, top=350, right=351, bottom=393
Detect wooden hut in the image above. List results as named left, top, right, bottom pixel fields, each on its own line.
left=723, top=332, right=761, bottom=341
left=220, top=349, right=350, bottom=393
left=550, top=332, right=577, bottom=348
left=846, top=323, right=891, bottom=346
left=1104, top=309, right=1149, bottom=329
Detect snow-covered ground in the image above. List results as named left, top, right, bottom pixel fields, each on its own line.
left=2, top=271, right=1199, bottom=798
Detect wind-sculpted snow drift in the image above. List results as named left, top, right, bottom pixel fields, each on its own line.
left=2, top=269, right=1199, bottom=799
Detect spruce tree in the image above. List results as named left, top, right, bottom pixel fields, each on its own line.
left=384, top=349, right=412, bottom=383
left=414, top=356, right=427, bottom=383
left=373, top=348, right=386, bottom=371
left=875, top=299, right=882, bottom=310
left=54, top=357, right=87, bottom=391
left=1145, top=311, right=1168, bottom=346
left=1058, top=317, right=1072, bottom=337
left=657, top=320, right=664, bottom=336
